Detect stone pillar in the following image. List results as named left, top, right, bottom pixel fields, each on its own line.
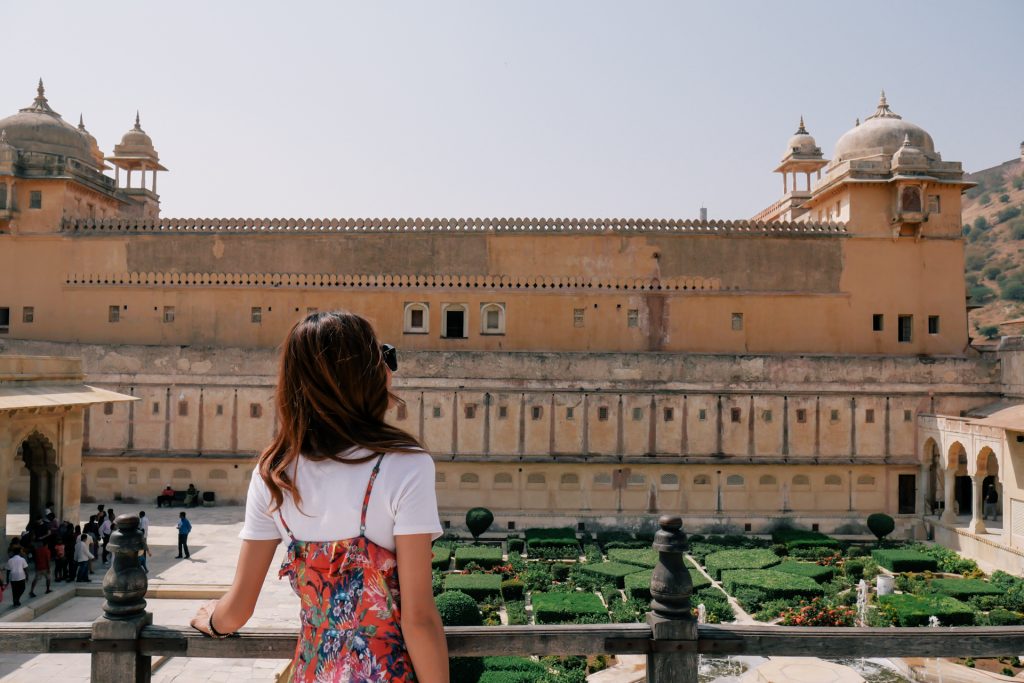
left=917, top=462, right=929, bottom=517
left=940, top=468, right=956, bottom=524
left=61, top=410, right=84, bottom=526
left=647, top=515, right=697, bottom=683
left=969, top=474, right=987, bottom=535
left=0, top=422, right=12, bottom=551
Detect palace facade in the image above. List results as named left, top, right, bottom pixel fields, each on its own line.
left=2, top=82, right=1016, bottom=543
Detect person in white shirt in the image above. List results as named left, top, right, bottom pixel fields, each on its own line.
left=189, top=311, right=447, bottom=682
left=98, top=514, right=113, bottom=564
left=5, top=548, right=29, bottom=606
left=138, top=510, right=150, bottom=536
left=74, top=533, right=95, bottom=582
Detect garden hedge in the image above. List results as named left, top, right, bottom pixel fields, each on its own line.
left=524, top=527, right=578, bottom=549
left=481, top=657, right=546, bottom=673
left=501, top=579, right=525, bottom=601
left=705, top=549, right=780, bottom=580
left=720, top=569, right=824, bottom=602
left=507, top=539, right=524, bottom=554
left=928, top=578, right=1002, bottom=600
left=771, top=528, right=841, bottom=550
left=871, top=549, right=938, bottom=573
left=774, top=561, right=836, bottom=584
left=478, top=673, right=537, bottom=683
left=443, top=573, right=503, bottom=600
left=531, top=591, right=609, bottom=624
left=455, top=546, right=505, bottom=569
left=597, top=530, right=649, bottom=550
left=579, top=561, right=645, bottom=588
left=878, top=594, right=974, bottom=626
left=608, top=548, right=658, bottom=568
left=432, top=547, right=452, bottom=570
left=625, top=568, right=711, bottom=601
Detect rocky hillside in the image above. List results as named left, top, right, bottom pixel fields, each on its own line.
left=961, top=153, right=1024, bottom=339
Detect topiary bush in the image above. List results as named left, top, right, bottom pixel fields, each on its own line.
left=878, top=593, right=974, bottom=626
left=867, top=513, right=895, bottom=542
left=432, top=546, right=452, bottom=570
left=625, top=568, right=711, bottom=601
left=607, top=548, right=658, bottom=568
left=774, top=560, right=836, bottom=584
left=455, top=546, right=504, bottom=569
left=532, top=591, right=609, bottom=624
left=871, top=549, right=937, bottom=573
left=928, top=578, right=1001, bottom=600
left=507, top=538, right=524, bottom=555
left=437, top=590, right=485, bottom=682
left=578, top=561, right=645, bottom=588
left=501, top=578, right=524, bottom=601
left=443, top=574, right=503, bottom=601
left=705, top=549, right=780, bottom=580
left=466, top=507, right=495, bottom=542
left=721, top=569, right=824, bottom=606
left=771, top=528, right=841, bottom=550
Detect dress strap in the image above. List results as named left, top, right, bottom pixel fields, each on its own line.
left=359, top=453, right=386, bottom=537
left=277, top=510, right=297, bottom=542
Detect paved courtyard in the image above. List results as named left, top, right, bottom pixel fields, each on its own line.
left=2, top=502, right=298, bottom=682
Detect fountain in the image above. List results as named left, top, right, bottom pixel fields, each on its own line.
left=857, top=579, right=869, bottom=627
left=698, top=603, right=707, bottom=625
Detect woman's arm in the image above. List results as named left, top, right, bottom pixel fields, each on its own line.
left=191, top=538, right=279, bottom=635
left=396, top=533, right=449, bottom=683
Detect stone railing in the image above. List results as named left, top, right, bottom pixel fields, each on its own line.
left=3, top=515, right=1024, bottom=682
left=61, top=216, right=849, bottom=235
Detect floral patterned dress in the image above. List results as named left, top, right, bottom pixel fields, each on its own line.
left=278, top=454, right=416, bottom=682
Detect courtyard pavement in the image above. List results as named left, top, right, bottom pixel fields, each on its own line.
left=2, top=502, right=296, bottom=682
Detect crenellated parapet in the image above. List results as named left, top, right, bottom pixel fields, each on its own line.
left=60, top=216, right=848, bottom=236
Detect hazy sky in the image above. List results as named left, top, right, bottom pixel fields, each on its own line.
left=3, top=1, right=1021, bottom=219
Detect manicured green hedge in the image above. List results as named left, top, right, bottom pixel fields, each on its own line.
left=607, top=548, right=657, bottom=568
left=579, top=561, right=645, bottom=588
left=454, top=546, right=505, bottom=569
left=871, top=549, right=938, bottom=573
left=771, top=528, right=840, bottom=549
left=878, top=594, right=974, bottom=626
left=929, top=578, right=1002, bottom=600
left=482, top=656, right=546, bottom=673
left=443, top=573, right=503, bottom=600
left=531, top=591, right=609, bottom=624
left=478, top=672, right=539, bottom=683
left=721, top=569, right=824, bottom=601
left=524, top=527, right=578, bottom=549
left=507, top=539, right=524, bottom=554
left=774, top=561, right=836, bottom=584
left=431, top=547, right=452, bottom=570
left=598, top=530, right=649, bottom=550
left=501, top=579, right=525, bottom=601
left=705, top=549, right=780, bottom=580
left=625, top=568, right=711, bottom=601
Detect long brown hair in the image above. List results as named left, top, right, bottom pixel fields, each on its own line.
left=257, top=311, right=421, bottom=511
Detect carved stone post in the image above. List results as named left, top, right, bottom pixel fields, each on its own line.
left=91, top=514, right=152, bottom=682
left=646, top=515, right=697, bottom=683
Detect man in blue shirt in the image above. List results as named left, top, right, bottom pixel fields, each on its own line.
left=176, top=511, right=192, bottom=559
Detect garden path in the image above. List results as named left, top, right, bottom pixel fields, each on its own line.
left=686, top=553, right=757, bottom=624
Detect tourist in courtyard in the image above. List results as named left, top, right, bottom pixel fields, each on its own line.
left=139, top=510, right=149, bottom=536
left=184, top=483, right=199, bottom=508
left=98, top=511, right=113, bottom=564
left=176, top=511, right=192, bottom=559
left=190, top=311, right=447, bottom=682
left=158, top=485, right=175, bottom=508
left=62, top=524, right=79, bottom=583
left=52, top=533, right=67, bottom=582
left=28, top=538, right=52, bottom=597
left=5, top=546, right=29, bottom=607
left=74, top=533, right=93, bottom=582
left=138, top=534, right=152, bottom=574
left=984, top=486, right=1000, bottom=520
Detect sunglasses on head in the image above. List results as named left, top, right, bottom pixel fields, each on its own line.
left=381, top=344, right=398, bottom=372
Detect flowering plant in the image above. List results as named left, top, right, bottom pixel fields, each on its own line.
left=779, top=598, right=857, bottom=627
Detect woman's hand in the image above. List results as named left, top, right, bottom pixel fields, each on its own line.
left=189, top=599, right=222, bottom=637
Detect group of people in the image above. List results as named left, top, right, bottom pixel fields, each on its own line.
left=1, top=503, right=197, bottom=610
left=157, top=483, right=201, bottom=508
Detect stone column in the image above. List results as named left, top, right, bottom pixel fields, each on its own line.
left=969, top=474, right=987, bottom=535
left=940, top=469, right=956, bottom=524
left=646, top=515, right=697, bottom=683
left=0, top=421, right=13, bottom=550
left=917, top=462, right=929, bottom=517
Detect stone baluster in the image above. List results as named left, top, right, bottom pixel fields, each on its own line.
left=90, top=514, right=152, bottom=682
left=646, top=515, right=697, bottom=683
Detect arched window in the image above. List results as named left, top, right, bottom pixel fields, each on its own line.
left=856, top=475, right=876, bottom=486
left=660, top=474, right=679, bottom=489
left=441, top=304, right=468, bottom=339
left=480, top=303, right=506, bottom=335
left=435, top=472, right=446, bottom=484
left=726, top=474, right=745, bottom=487
left=526, top=473, right=546, bottom=487
left=627, top=473, right=646, bottom=487
left=593, top=472, right=612, bottom=487
left=172, top=468, right=191, bottom=480
left=792, top=474, right=810, bottom=488
left=824, top=474, right=842, bottom=487
left=759, top=474, right=778, bottom=488
left=901, top=186, right=922, bottom=213
left=97, top=467, right=118, bottom=480
left=493, top=472, right=513, bottom=488
left=147, top=468, right=162, bottom=481
left=459, top=473, right=480, bottom=487
left=403, top=302, right=429, bottom=334
left=559, top=473, right=580, bottom=488
left=693, top=474, right=711, bottom=487
left=209, top=469, right=228, bottom=480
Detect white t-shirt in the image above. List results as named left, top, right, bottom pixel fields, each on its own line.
left=139, top=517, right=149, bottom=535
left=239, top=449, right=442, bottom=552
left=6, top=555, right=28, bottom=581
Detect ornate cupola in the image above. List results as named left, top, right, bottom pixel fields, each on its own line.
left=106, top=111, right=167, bottom=219
left=774, top=116, right=828, bottom=195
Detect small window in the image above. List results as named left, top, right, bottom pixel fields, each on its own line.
left=404, top=303, right=429, bottom=334
left=22, top=306, right=34, bottom=324
left=459, top=473, right=479, bottom=487
left=904, top=409, right=913, bottom=422
left=593, top=472, right=613, bottom=487
left=498, top=406, right=508, bottom=419
left=928, top=195, right=940, bottom=214
left=627, top=473, right=646, bottom=486
left=730, top=407, right=741, bottom=423
left=152, top=401, right=161, bottom=415
left=560, top=473, right=580, bottom=488
left=663, top=407, right=674, bottom=422
left=178, top=400, right=189, bottom=417
left=29, top=191, right=42, bottom=209
left=531, top=405, right=543, bottom=421
left=824, top=474, right=842, bottom=487
left=632, top=407, right=643, bottom=421
left=865, top=409, right=875, bottom=424
left=573, top=308, right=585, bottom=328
left=792, top=474, right=810, bottom=488
left=251, top=307, right=262, bottom=324
left=796, top=409, right=807, bottom=424
left=928, top=315, right=940, bottom=335
left=857, top=475, right=876, bottom=486
left=731, top=312, right=743, bottom=331
left=108, top=305, right=120, bottom=323
left=698, top=408, right=707, bottom=421
left=566, top=407, right=574, bottom=420
left=432, top=406, right=442, bottom=418
left=435, top=472, right=446, bottom=484
left=249, top=403, right=262, bottom=419
left=660, top=473, right=679, bottom=488
left=830, top=409, right=840, bottom=422
left=481, top=303, right=505, bottom=335
left=103, top=402, right=114, bottom=416
left=396, top=404, right=408, bottom=420
left=526, top=472, right=546, bottom=486
left=627, top=309, right=639, bottom=328
left=872, top=314, right=884, bottom=332
left=215, top=404, right=224, bottom=416
left=464, top=404, right=477, bottom=419
left=898, top=314, right=913, bottom=343
left=759, top=474, right=777, bottom=487
left=726, top=474, right=745, bottom=487
left=693, top=474, right=710, bottom=487
left=0, top=307, right=8, bottom=333
left=598, top=406, right=609, bottom=421
left=163, top=306, right=175, bottom=323
left=762, top=410, right=772, bottom=423
left=443, top=305, right=467, bottom=339
left=494, top=472, right=513, bottom=487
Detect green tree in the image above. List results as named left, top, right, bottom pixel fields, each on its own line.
left=436, top=591, right=484, bottom=683
left=974, top=216, right=989, bottom=231
left=867, top=513, right=895, bottom=543
left=967, top=284, right=995, bottom=304
left=984, top=266, right=1002, bottom=280
left=980, top=326, right=1000, bottom=340
left=465, top=507, right=494, bottom=543
left=1000, top=194, right=1011, bottom=203
left=1002, top=280, right=1024, bottom=301
left=980, top=193, right=992, bottom=206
